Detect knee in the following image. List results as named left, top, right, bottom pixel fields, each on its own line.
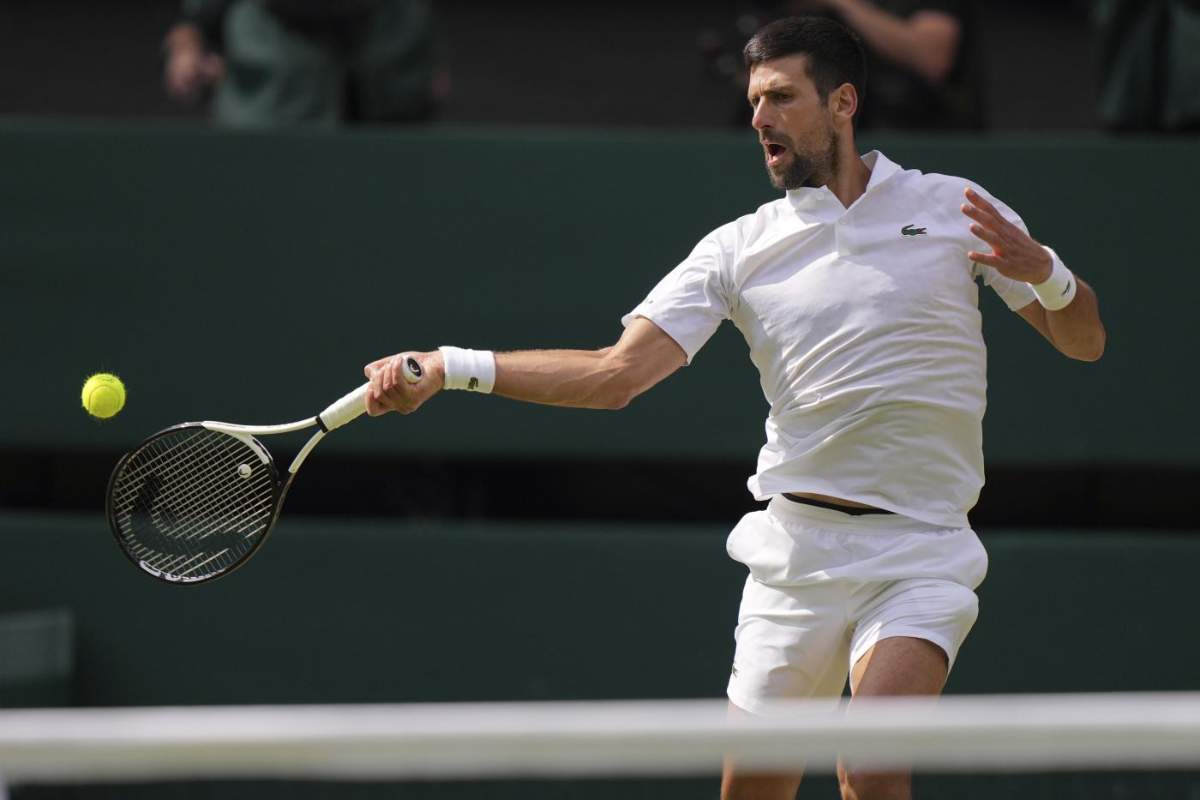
left=839, top=769, right=909, bottom=800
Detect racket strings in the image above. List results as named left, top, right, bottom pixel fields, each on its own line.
left=143, top=438, right=268, bottom=539
left=137, top=436, right=273, bottom=541
left=118, top=445, right=267, bottom=562
left=124, top=467, right=270, bottom=574
left=123, top=431, right=251, bottom=515
left=118, top=435, right=256, bottom=541
left=110, top=428, right=277, bottom=579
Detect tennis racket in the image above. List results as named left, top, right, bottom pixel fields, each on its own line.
left=105, top=358, right=422, bottom=585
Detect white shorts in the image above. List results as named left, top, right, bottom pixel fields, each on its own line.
left=726, top=497, right=988, bottom=716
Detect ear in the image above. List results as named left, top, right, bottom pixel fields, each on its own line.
left=829, top=82, right=859, bottom=124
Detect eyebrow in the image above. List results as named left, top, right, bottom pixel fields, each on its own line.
left=747, top=79, right=792, bottom=101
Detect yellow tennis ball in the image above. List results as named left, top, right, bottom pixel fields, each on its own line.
left=81, top=373, right=126, bottom=419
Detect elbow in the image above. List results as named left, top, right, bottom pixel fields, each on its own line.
left=1066, top=331, right=1107, bottom=363
left=594, top=380, right=638, bottom=410
left=589, top=353, right=642, bottom=410
left=915, top=52, right=954, bottom=85
left=908, top=19, right=959, bottom=85
left=587, top=388, right=634, bottom=411
left=1076, top=340, right=1106, bottom=363
left=600, top=393, right=633, bottom=411
left=580, top=357, right=638, bottom=410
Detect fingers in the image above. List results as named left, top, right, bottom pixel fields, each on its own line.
left=967, top=250, right=1002, bottom=267
left=963, top=187, right=1006, bottom=225
left=365, top=363, right=387, bottom=416
left=967, top=222, right=1006, bottom=249
left=961, top=190, right=1015, bottom=246
left=960, top=201, right=1011, bottom=237
left=362, top=352, right=428, bottom=416
left=385, top=356, right=402, bottom=395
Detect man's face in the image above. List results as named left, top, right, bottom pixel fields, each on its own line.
left=747, top=55, right=839, bottom=191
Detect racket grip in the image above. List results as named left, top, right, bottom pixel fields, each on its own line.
left=320, top=358, right=423, bottom=430
left=319, top=383, right=370, bottom=431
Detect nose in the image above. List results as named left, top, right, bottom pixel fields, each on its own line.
left=750, top=99, right=772, bottom=132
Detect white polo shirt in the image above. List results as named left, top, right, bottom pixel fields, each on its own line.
left=622, top=151, right=1045, bottom=529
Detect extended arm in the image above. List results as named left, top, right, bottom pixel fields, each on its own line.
left=816, top=0, right=961, bottom=84
left=362, top=317, right=688, bottom=416
left=962, top=187, right=1106, bottom=362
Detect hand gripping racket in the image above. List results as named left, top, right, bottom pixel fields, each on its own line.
left=105, top=358, right=422, bottom=585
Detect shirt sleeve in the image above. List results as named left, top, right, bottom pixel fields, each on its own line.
left=620, top=228, right=733, bottom=364
left=966, top=186, right=1038, bottom=311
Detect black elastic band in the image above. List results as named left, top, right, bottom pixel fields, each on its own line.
left=782, top=494, right=895, bottom=515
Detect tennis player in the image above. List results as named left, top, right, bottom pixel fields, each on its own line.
left=363, top=16, right=1105, bottom=800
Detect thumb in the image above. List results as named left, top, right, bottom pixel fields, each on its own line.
left=364, top=392, right=387, bottom=417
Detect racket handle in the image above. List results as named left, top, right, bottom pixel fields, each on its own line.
left=319, top=358, right=424, bottom=431
left=319, top=384, right=370, bottom=431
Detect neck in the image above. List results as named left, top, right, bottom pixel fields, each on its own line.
left=824, top=134, right=870, bottom=208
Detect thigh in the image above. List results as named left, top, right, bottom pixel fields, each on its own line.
left=850, top=635, right=948, bottom=697
left=848, top=577, right=980, bottom=684
left=721, top=701, right=803, bottom=800
left=837, top=637, right=947, bottom=800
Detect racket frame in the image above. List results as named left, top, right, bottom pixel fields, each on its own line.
left=105, top=422, right=292, bottom=585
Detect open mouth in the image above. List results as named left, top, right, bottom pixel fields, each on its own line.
left=765, top=142, right=788, bottom=166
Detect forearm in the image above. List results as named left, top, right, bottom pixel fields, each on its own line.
left=1044, top=278, right=1106, bottom=362
left=490, top=348, right=634, bottom=410
left=364, top=320, right=685, bottom=418
left=827, top=0, right=957, bottom=83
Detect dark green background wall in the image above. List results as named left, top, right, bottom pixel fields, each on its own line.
left=3, top=122, right=1194, bottom=465
left=4, top=513, right=1198, bottom=799
left=1, top=513, right=1194, bottom=706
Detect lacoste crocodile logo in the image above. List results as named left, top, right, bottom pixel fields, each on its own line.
left=901, top=224, right=927, bottom=236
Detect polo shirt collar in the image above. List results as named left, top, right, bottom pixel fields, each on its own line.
left=785, top=150, right=902, bottom=214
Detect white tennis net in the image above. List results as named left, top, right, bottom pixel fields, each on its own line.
left=1, top=693, right=1199, bottom=787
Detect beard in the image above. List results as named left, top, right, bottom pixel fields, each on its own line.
left=766, top=125, right=839, bottom=191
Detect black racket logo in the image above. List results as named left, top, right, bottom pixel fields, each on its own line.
left=129, top=473, right=255, bottom=558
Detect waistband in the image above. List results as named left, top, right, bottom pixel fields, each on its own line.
left=767, top=495, right=957, bottom=534
left=782, top=493, right=895, bottom=515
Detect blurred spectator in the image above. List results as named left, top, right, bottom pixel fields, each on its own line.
left=164, top=0, right=441, bottom=127
left=703, top=1, right=983, bottom=129
left=1095, top=0, right=1200, bottom=132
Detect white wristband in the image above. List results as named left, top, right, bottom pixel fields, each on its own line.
left=438, top=346, right=496, bottom=393
left=1030, top=247, right=1077, bottom=311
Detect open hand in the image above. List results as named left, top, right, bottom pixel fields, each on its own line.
left=961, top=187, right=1052, bottom=284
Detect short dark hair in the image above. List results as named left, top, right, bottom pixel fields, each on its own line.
left=743, top=16, right=867, bottom=110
